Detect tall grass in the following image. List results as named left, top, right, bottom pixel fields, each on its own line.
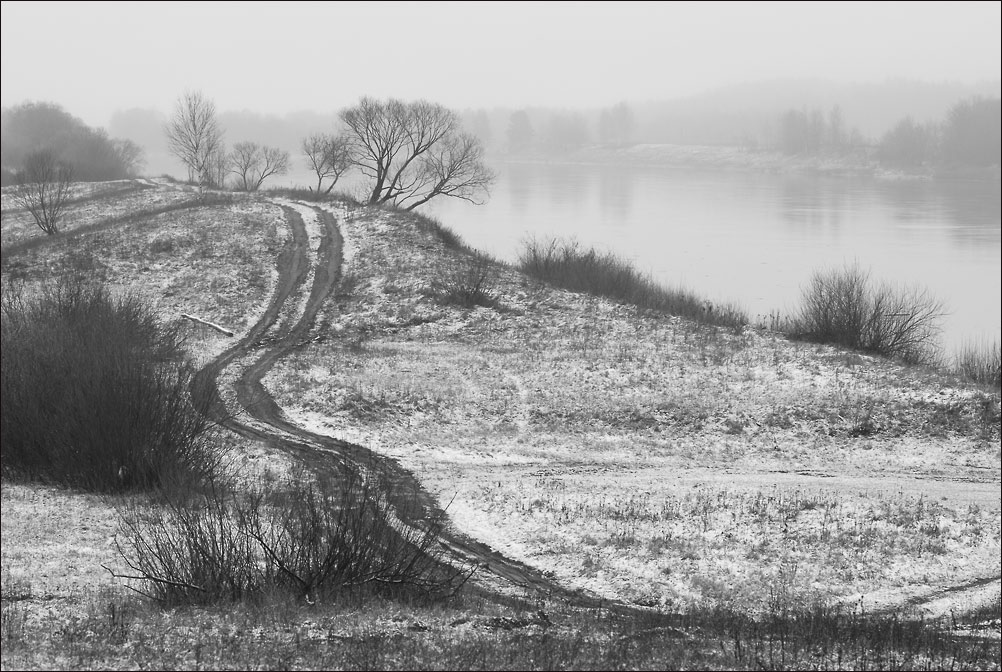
left=518, top=237, right=747, bottom=329
left=954, top=339, right=1001, bottom=389
left=0, top=278, right=221, bottom=493
left=263, top=185, right=361, bottom=206
left=399, top=209, right=472, bottom=253
left=790, top=263, right=945, bottom=364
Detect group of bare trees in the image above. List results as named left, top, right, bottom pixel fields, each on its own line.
left=165, top=91, right=291, bottom=191
left=164, top=91, right=494, bottom=208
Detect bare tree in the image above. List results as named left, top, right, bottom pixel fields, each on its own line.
left=12, top=150, right=74, bottom=235
left=400, top=133, right=495, bottom=209
left=301, top=133, right=352, bottom=195
left=228, top=141, right=290, bottom=191
left=338, top=97, right=494, bottom=209
left=112, top=139, right=146, bottom=177
left=164, top=91, right=224, bottom=186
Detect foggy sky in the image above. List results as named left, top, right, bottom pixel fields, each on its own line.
left=2, top=0, right=1000, bottom=127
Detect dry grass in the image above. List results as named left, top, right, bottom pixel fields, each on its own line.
left=1, top=185, right=999, bottom=669
left=265, top=204, right=1000, bottom=618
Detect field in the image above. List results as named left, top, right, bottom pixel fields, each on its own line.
left=1, top=179, right=999, bottom=669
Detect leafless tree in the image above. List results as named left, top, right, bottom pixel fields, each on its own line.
left=301, top=133, right=352, bottom=195
left=401, top=133, right=495, bottom=209
left=12, top=150, right=74, bottom=235
left=164, top=91, right=224, bottom=186
left=338, top=97, right=494, bottom=209
left=112, top=139, right=146, bottom=177
left=228, top=141, right=290, bottom=191
left=204, top=144, right=229, bottom=190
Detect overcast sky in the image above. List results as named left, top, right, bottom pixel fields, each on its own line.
left=2, top=0, right=1000, bottom=127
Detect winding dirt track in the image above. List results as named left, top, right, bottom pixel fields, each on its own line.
left=5, top=187, right=992, bottom=617
left=191, top=200, right=617, bottom=609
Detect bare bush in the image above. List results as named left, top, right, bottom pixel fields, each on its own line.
left=112, top=466, right=470, bottom=605
left=793, top=264, right=945, bottom=363
left=431, top=255, right=502, bottom=309
left=11, top=150, right=73, bottom=235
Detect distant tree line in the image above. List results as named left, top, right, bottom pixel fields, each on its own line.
left=875, top=96, right=1001, bottom=168
left=771, top=96, right=1001, bottom=169
left=496, top=102, right=636, bottom=156
left=775, top=105, right=866, bottom=155
left=1, top=101, right=145, bottom=186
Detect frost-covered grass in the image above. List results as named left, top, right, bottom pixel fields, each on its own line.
left=2, top=185, right=286, bottom=360
left=1, top=186, right=999, bottom=669
left=2, top=484, right=998, bottom=670
left=265, top=203, right=1000, bottom=620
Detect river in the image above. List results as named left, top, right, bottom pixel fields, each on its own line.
left=413, top=161, right=1000, bottom=355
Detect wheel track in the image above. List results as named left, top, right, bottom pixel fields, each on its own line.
left=193, top=198, right=621, bottom=611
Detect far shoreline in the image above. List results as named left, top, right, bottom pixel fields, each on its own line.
left=491, top=143, right=1002, bottom=182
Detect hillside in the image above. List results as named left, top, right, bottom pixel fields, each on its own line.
left=1, top=180, right=999, bottom=669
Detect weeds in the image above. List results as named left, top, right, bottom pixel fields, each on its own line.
left=263, top=185, right=361, bottom=206
left=0, top=569, right=31, bottom=652
left=790, top=263, right=945, bottom=364
left=518, top=237, right=746, bottom=329
left=404, top=210, right=471, bottom=252
left=5, top=587, right=998, bottom=670
left=954, top=339, right=1001, bottom=389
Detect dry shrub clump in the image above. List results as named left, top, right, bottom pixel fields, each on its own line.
left=791, top=263, right=945, bottom=364
left=0, top=277, right=221, bottom=493
left=114, top=465, right=470, bottom=606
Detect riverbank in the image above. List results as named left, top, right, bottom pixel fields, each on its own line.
left=1, top=182, right=999, bottom=669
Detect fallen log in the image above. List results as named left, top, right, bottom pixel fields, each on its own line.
left=181, top=313, right=234, bottom=337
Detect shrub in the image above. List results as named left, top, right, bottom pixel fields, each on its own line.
left=0, top=278, right=221, bottom=492
left=954, top=339, right=1001, bottom=389
left=791, top=263, right=945, bottom=364
left=432, top=255, right=501, bottom=309
left=518, top=237, right=746, bottom=329
left=113, top=466, right=470, bottom=606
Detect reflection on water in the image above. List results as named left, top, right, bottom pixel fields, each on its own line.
left=780, top=177, right=848, bottom=230
left=424, top=162, right=1001, bottom=351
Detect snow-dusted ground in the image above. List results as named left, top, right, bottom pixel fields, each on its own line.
left=265, top=204, right=1000, bottom=616
left=2, top=182, right=997, bottom=625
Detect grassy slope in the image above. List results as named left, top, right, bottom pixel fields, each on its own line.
left=1, top=182, right=999, bottom=670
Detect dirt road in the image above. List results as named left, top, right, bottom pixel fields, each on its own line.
left=191, top=199, right=612, bottom=608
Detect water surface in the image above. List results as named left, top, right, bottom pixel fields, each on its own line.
left=420, top=162, right=1001, bottom=353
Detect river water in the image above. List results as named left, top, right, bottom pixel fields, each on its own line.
left=413, top=161, right=1000, bottom=354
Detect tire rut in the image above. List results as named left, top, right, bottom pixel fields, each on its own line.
left=194, top=199, right=623, bottom=611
